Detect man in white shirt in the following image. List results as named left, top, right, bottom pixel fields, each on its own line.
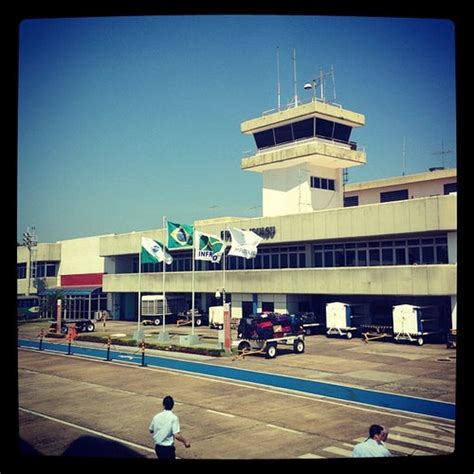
left=352, top=424, right=391, bottom=457
left=149, top=395, right=191, bottom=459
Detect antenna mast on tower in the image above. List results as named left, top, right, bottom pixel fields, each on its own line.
left=432, top=141, right=453, bottom=169
left=276, top=47, right=281, bottom=111
left=292, top=48, right=298, bottom=107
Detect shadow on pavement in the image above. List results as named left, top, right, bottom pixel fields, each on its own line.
left=62, top=435, right=145, bottom=458
left=19, top=438, right=42, bottom=455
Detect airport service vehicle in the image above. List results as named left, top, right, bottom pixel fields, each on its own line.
left=233, top=313, right=305, bottom=359
left=291, top=312, right=325, bottom=336
left=392, top=304, right=442, bottom=346
left=141, top=295, right=187, bottom=326
left=325, top=302, right=370, bottom=339
left=176, top=309, right=209, bottom=327
left=49, top=319, right=95, bottom=334
left=17, top=295, right=41, bottom=321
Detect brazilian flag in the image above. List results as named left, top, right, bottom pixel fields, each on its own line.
left=167, top=221, right=194, bottom=249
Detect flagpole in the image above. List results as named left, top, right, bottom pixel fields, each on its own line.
left=223, top=225, right=227, bottom=307
left=137, top=242, right=142, bottom=333
left=162, top=216, right=167, bottom=334
left=191, top=227, right=195, bottom=335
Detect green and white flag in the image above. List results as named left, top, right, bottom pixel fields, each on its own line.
left=195, top=230, right=225, bottom=263
left=167, top=221, right=194, bottom=249
left=141, top=237, right=173, bottom=265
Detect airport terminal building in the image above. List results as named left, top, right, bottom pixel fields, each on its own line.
left=17, top=97, right=457, bottom=331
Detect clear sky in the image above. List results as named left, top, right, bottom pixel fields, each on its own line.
left=17, top=15, right=456, bottom=243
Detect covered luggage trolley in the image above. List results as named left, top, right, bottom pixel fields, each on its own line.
left=325, top=302, right=369, bottom=339
left=232, top=313, right=305, bottom=359
left=392, top=304, right=442, bottom=346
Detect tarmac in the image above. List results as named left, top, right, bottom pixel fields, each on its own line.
left=15, top=320, right=459, bottom=461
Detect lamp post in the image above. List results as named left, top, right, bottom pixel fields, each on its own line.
left=215, top=288, right=231, bottom=353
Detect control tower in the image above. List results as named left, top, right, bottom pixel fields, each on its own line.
left=240, top=97, right=366, bottom=216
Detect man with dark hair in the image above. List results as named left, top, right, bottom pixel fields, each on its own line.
left=352, top=424, right=391, bottom=457
left=149, top=395, right=191, bottom=459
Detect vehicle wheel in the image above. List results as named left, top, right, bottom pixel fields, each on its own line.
left=195, top=318, right=202, bottom=327
left=293, top=339, right=305, bottom=354
left=265, top=343, right=277, bottom=359
left=153, top=317, right=162, bottom=326
left=238, top=341, right=251, bottom=353
left=346, top=331, right=353, bottom=339
left=86, top=322, right=95, bottom=332
left=305, top=328, right=312, bottom=336
left=61, top=326, right=68, bottom=335
left=417, top=337, right=424, bottom=346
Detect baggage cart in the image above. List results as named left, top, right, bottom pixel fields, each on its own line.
left=325, top=302, right=369, bottom=339
left=392, top=304, right=442, bottom=346
left=232, top=334, right=305, bottom=359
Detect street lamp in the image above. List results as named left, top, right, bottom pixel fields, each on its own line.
left=215, top=288, right=225, bottom=305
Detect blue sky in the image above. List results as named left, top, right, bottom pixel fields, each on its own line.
left=17, top=15, right=456, bottom=243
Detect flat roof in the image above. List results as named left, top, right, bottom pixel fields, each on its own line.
left=345, top=168, right=456, bottom=192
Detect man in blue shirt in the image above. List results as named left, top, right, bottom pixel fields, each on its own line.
left=149, top=395, right=191, bottom=459
left=352, top=424, right=391, bottom=457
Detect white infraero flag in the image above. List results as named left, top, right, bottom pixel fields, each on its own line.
left=228, top=227, right=263, bottom=259
left=194, top=230, right=225, bottom=263
left=141, top=237, right=173, bottom=265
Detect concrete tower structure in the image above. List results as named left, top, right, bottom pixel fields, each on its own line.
left=240, top=99, right=366, bottom=216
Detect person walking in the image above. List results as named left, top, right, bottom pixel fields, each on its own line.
left=352, top=424, right=391, bottom=457
left=149, top=395, right=191, bottom=459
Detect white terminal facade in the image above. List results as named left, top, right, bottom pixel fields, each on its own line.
left=17, top=95, right=457, bottom=331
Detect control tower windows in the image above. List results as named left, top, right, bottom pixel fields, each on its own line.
left=274, top=124, right=293, bottom=144
left=334, top=123, right=352, bottom=142
left=292, top=118, right=314, bottom=140
left=252, top=117, right=353, bottom=151
left=254, top=129, right=275, bottom=149
left=315, top=118, right=334, bottom=139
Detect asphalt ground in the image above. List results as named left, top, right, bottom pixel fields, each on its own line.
left=19, top=320, right=457, bottom=402
left=15, top=320, right=460, bottom=463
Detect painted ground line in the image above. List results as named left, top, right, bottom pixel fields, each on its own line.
left=22, top=347, right=435, bottom=423
left=391, top=426, right=454, bottom=443
left=298, top=453, right=325, bottom=459
left=206, top=409, right=236, bottom=418
left=265, top=424, right=305, bottom=435
left=407, top=421, right=455, bottom=433
left=19, top=407, right=155, bottom=454
left=18, top=339, right=455, bottom=421
left=323, top=446, right=353, bottom=457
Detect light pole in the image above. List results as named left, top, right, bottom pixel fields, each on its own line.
left=215, top=288, right=226, bottom=306
left=215, top=288, right=231, bottom=353
left=22, top=227, right=37, bottom=296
